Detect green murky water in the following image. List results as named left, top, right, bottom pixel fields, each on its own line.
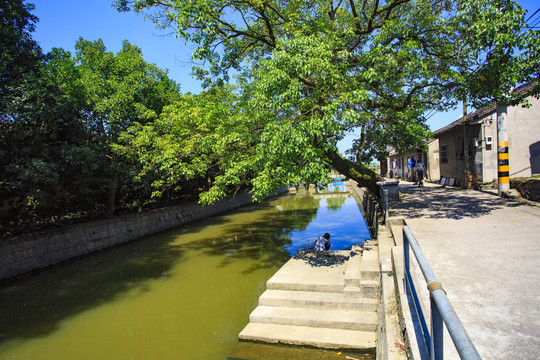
left=0, top=190, right=368, bottom=359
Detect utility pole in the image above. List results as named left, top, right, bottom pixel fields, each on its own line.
left=495, top=1, right=510, bottom=196
left=462, top=99, right=469, bottom=187
left=497, top=104, right=510, bottom=195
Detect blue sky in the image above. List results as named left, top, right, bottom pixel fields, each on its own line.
left=31, top=0, right=539, bottom=153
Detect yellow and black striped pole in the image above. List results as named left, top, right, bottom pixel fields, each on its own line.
left=498, top=141, right=509, bottom=183
left=497, top=105, right=510, bottom=195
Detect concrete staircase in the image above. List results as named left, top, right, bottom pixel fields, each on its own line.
left=238, top=243, right=380, bottom=354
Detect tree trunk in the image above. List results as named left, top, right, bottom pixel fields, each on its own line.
left=105, top=172, right=119, bottom=218
left=326, top=150, right=382, bottom=196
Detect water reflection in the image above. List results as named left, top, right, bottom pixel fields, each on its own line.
left=326, top=196, right=347, bottom=210
left=0, top=189, right=369, bottom=360
left=317, top=180, right=348, bottom=194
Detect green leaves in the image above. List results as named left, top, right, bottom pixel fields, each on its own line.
left=118, top=85, right=259, bottom=203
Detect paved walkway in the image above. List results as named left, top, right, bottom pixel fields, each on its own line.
left=389, top=181, right=540, bottom=360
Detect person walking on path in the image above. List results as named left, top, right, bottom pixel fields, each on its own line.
left=415, top=161, right=427, bottom=187
left=314, top=233, right=331, bottom=251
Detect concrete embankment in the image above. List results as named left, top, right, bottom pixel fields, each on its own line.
left=0, top=188, right=289, bottom=282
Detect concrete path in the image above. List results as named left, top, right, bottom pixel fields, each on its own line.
left=389, top=181, right=540, bottom=360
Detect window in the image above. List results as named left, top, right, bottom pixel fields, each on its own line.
left=440, top=144, right=448, bottom=163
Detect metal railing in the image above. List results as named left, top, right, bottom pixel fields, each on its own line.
left=403, top=225, right=482, bottom=360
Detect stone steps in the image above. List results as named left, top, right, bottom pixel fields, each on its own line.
left=237, top=245, right=381, bottom=354
left=343, top=244, right=363, bottom=287
left=265, top=281, right=345, bottom=293
left=249, top=305, right=378, bottom=331
left=361, top=243, right=380, bottom=281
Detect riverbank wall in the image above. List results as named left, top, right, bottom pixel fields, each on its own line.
left=0, top=188, right=290, bottom=282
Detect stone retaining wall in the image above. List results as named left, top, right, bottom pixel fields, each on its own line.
left=0, top=188, right=289, bottom=282
left=511, top=178, right=540, bottom=202
left=348, top=180, right=369, bottom=200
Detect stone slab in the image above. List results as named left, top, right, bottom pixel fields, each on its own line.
left=266, top=251, right=350, bottom=293
left=258, top=289, right=378, bottom=312
left=227, top=342, right=373, bottom=360
left=239, top=323, right=376, bottom=351
left=360, top=244, right=380, bottom=281
left=249, top=305, right=378, bottom=331
left=344, top=244, right=363, bottom=287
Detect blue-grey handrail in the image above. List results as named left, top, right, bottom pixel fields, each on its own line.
left=403, top=225, right=482, bottom=360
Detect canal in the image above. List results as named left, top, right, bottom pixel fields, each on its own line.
left=0, top=186, right=370, bottom=359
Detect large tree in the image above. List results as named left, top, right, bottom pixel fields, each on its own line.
left=117, top=0, right=539, bottom=197
left=1, top=38, right=182, bottom=235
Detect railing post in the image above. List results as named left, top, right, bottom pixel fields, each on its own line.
left=431, top=294, right=444, bottom=360
left=371, top=199, right=376, bottom=227
left=363, top=192, right=368, bottom=213
left=403, top=227, right=410, bottom=291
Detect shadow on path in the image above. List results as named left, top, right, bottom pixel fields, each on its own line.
left=391, top=184, right=523, bottom=220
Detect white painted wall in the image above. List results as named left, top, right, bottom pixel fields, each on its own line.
left=507, top=95, right=540, bottom=177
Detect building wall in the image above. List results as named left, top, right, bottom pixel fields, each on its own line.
left=0, top=188, right=290, bottom=282
left=437, top=130, right=460, bottom=182
left=434, top=94, right=540, bottom=184
left=507, top=96, right=540, bottom=177
left=387, top=154, right=403, bottom=178
left=437, top=124, right=483, bottom=184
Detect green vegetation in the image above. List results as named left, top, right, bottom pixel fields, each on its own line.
left=2, top=0, right=539, bottom=237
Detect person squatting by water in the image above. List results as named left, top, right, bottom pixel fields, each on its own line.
left=315, top=233, right=331, bottom=251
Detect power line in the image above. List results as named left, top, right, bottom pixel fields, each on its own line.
left=525, top=7, right=540, bottom=23
left=525, top=7, right=540, bottom=29
left=529, top=16, right=540, bottom=29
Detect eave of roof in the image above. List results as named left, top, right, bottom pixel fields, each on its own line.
left=432, top=80, right=538, bottom=137
left=433, top=105, right=495, bottom=137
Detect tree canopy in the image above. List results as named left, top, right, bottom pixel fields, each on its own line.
left=117, top=0, right=539, bottom=196
left=1, top=29, right=182, bottom=235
